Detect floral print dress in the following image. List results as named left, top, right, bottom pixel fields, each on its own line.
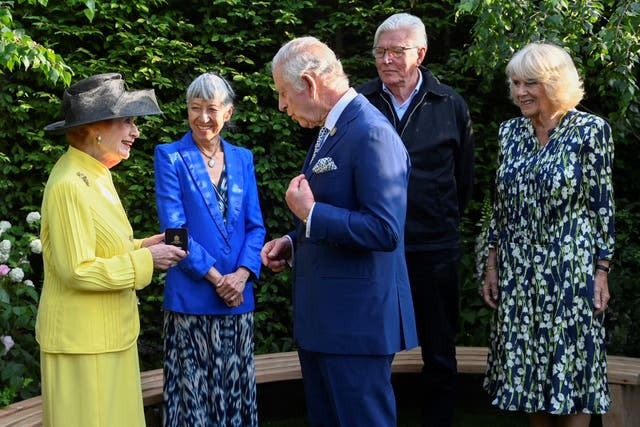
left=483, top=110, right=615, bottom=414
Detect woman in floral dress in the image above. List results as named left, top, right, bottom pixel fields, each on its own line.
left=480, top=42, right=615, bottom=427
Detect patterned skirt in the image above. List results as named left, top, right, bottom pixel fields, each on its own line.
left=163, top=311, right=257, bottom=427
left=483, top=242, right=610, bottom=415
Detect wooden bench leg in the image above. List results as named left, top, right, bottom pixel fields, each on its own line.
left=602, top=383, right=640, bottom=427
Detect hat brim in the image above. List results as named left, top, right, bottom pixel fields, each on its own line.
left=44, top=89, right=163, bottom=135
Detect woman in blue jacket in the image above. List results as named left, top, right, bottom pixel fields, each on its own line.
left=154, top=72, right=266, bottom=426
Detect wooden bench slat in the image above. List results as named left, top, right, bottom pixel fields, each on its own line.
left=0, top=396, right=43, bottom=427
left=0, top=405, right=43, bottom=427
left=0, top=396, right=42, bottom=415
left=604, top=356, right=640, bottom=385
left=257, top=371, right=303, bottom=383
left=393, top=348, right=487, bottom=375
left=140, top=368, right=163, bottom=380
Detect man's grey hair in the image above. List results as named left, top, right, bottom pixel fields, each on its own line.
left=271, top=36, right=349, bottom=93
left=373, top=13, right=428, bottom=49
left=185, top=72, right=235, bottom=106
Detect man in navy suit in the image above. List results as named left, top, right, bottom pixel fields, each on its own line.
left=260, top=36, right=418, bottom=427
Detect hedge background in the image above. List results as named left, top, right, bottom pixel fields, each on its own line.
left=1, top=0, right=639, bottom=404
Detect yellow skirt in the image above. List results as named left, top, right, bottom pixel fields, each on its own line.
left=40, top=345, right=145, bottom=427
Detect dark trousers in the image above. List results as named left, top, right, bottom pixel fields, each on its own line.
left=406, top=249, right=460, bottom=427
left=298, top=349, right=396, bottom=427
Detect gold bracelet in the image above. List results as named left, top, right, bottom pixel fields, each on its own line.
left=486, top=265, right=496, bottom=271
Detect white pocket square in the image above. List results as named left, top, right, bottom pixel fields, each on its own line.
left=312, top=157, right=338, bottom=174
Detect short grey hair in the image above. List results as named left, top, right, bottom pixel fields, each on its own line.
left=506, top=42, right=584, bottom=112
left=185, top=72, right=235, bottom=106
left=373, top=13, right=428, bottom=49
left=271, top=36, right=349, bottom=93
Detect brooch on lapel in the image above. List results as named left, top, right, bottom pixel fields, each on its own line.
left=76, top=172, right=90, bottom=186
left=312, top=157, right=338, bottom=174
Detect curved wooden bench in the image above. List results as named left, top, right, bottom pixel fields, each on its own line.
left=2, top=347, right=639, bottom=426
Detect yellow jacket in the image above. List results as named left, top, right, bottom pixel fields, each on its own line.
left=36, top=146, right=153, bottom=354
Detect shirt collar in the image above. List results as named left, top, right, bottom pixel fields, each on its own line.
left=381, top=69, right=423, bottom=103
left=324, top=87, right=357, bottom=131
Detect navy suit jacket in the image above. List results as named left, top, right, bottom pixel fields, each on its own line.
left=291, top=94, right=418, bottom=355
left=154, top=131, right=265, bottom=315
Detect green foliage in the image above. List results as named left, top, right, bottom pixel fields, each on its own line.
left=605, top=201, right=640, bottom=355
left=0, top=0, right=639, bottom=406
left=0, top=214, right=41, bottom=405
left=0, top=0, right=73, bottom=85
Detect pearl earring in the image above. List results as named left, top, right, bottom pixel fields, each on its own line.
left=96, top=135, right=102, bottom=144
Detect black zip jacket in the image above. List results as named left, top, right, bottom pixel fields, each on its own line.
left=357, top=67, right=475, bottom=251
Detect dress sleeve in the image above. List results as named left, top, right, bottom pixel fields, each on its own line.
left=486, top=121, right=509, bottom=249
left=582, top=118, right=615, bottom=260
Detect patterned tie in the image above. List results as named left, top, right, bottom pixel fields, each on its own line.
left=311, top=126, right=330, bottom=162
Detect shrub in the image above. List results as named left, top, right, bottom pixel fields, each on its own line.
left=0, top=214, right=42, bottom=406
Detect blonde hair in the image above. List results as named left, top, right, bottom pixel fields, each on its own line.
left=506, top=42, right=584, bottom=111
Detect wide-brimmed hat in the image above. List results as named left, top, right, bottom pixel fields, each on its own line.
left=44, top=73, right=163, bottom=134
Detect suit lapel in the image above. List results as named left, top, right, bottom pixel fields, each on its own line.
left=305, top=95, right=361, bottom=178
left=179, top=132, right=229, bottom=241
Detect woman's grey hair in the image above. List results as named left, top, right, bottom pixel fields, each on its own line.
left=506, top=42, right=584, bottom=111
left=271, top=36, right=349, bottom=93
left=373, top=13, right=428, bottom=49
left=185, top=72, right=235, bottom=106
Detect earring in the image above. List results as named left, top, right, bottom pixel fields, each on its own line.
left=96, top=135, right=102, bottom=144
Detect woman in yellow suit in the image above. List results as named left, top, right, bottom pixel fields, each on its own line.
left=36, top=73, right=186, bottom=427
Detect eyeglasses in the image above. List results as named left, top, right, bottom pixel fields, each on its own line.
left=371, top=46, right=418, bottom=59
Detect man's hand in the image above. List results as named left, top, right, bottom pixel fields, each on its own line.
left=285, top=174, right=314, bottom=222
left=260, top=237, right=292, bottom=273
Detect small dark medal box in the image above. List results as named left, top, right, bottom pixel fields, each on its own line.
left=165, top=227, right=188, bottom=251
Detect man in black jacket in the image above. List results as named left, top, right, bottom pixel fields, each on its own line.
left=358, top=12, right=475, bottom=427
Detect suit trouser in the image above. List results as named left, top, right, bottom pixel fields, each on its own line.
left=297, top=349, right=396, bottom=427
left=406, top=249, right=460, bottom=427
